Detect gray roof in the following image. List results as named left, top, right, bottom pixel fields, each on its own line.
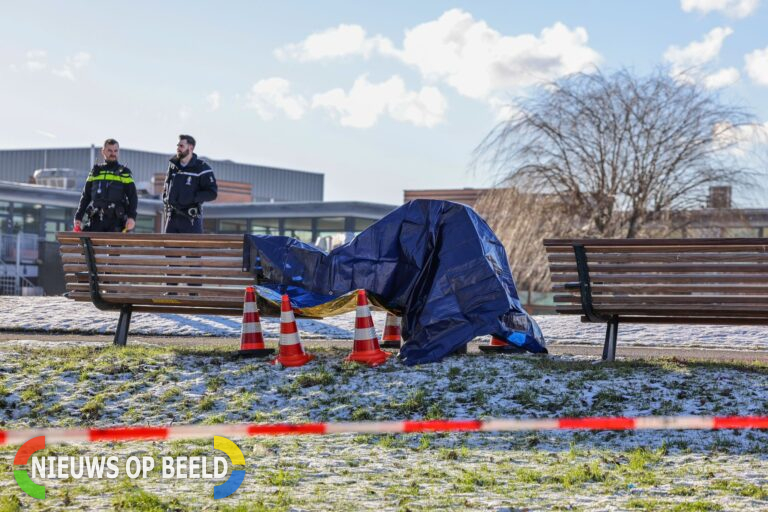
left=0, top=146, right=323, bottom=202
left=0, top=181, right=396, bottom=220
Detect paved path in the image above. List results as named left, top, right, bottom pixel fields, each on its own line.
left=2, top=331, right=767, bottom=362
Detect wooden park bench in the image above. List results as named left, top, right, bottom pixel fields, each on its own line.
left=56, top=232, right=264, bottom=345
left=544, top=238, right=768, bottom=361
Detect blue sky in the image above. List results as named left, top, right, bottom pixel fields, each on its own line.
left=2, top=0, right=768, bottom=204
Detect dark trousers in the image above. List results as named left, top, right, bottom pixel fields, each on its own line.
left=164, top=213, right=203, bottom=234
left=84, top=213, right=124, bottom=232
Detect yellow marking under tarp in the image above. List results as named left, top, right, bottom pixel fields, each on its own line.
left=256, top=290, right=395, bottom=318
left=152, top=298, right=182, bottom=304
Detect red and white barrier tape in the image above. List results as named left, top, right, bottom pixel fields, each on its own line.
left=2, top=416, right=768, bottom=446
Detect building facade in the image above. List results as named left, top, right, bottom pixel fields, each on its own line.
left=0, top=146, right=324, bottom=202
left=0, top=146, right=397, bottom=295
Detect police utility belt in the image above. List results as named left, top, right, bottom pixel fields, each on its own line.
left=86, top=203, right=125, bottom=221
left=166, top=204, right=201, bottom=219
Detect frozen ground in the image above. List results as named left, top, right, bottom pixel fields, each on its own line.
left=1, top=297, right=767, bottom=510
left=0, top=342, right=766, bottom=510
left=3, top=296, right=768, bottom=350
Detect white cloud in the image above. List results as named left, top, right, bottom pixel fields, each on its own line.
left=51, top=67, right=75, bottom=81
left=392, top=10, right=600, bottom=99
left=714, top=121, right=768, bottom=156
left=488, top=97, right=523, bottom=122
left=246, top=78, right=307, bottom=120
left=663, top=27, right=733, bottom=78
left=703, top=67, right=740, bottom=88
left=35, top=129, right=57, bottom=139
left=681, top=0, right=760, bottom=18
left=275, top=24, right=394, bottom=61
left=745, top=47, right=768, bottom=85
left=26, top=50, right=47, bottom=71
left=40, top=51, right=92, bottom=81
left=69, top=52, right=91, bottom=69
left=312, top=75, right=446, bottom=128
left=206, top=91, right=221, bottom=112
left=276, top=10, right=600, bottom=101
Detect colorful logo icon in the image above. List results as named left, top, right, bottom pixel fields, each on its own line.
left=213, top=436, right=245, bottom=499
left=14, top=436, right=46, bottom=499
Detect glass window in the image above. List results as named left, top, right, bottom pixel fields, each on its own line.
left=44, top=206, right=68, bottom=221
left=12, top=203, right=42, bottom=236
left=354, top=218, right=376, bottom=233
left=315, top=217, right=345, bottom=238
left=251, top=218, right=280, bottom=235
left=44, top=220, right=67, bottom=241
left=283, top=218, right=313, bottom=243
left=135, top=215, right=155, bottom=233
left=219, top=219, right=249, bottom=233
left=0, top=201, right=10, bottom=234
left=203, top=218, right=217, bottom=233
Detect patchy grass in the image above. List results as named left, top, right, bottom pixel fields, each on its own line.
left=1, top=343, right=768, bottom=510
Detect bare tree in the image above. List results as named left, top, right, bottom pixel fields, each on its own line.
left=477, top=68, right=756, bottom=238
left=474, top=187, right=566, bottom=293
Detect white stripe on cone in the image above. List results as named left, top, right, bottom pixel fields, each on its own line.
left=354, top=327, right=376, bottom=340
left=242, top=323, right=262, bottom=334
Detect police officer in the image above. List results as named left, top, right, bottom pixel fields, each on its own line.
left=163, top=134, right=218, bottom=233
left=74, top=139, right=138, bottom=232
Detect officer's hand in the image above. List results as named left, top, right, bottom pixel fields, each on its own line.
left=125, top=218, right=136, bottom=232
left=73, top=220, right=82, bottom=231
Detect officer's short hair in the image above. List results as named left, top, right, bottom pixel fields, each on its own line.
left=179, top=134, right=196, bottom=148
left=103, top=138, right=119, bottom=148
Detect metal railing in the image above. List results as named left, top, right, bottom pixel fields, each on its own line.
left=0, top=233, right=40, bottom=295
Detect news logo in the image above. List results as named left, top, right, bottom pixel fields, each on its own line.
left=13, top=435, right=246, bottom=500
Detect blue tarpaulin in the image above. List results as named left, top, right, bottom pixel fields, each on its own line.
left=244, top=199, right=547, bottom=365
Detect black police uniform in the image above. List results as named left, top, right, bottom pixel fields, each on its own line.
left=163, top=153, right=218, bottom=233
left=75, top=162, right=138, bottom=232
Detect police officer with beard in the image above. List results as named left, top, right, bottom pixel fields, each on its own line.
left=74, top=139, right=138, bottom=232
left=163, top=134, right=218, bottom=233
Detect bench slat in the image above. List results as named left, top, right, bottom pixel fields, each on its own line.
left=545, top=245, right=768, bottom=254
left=550, top=273, right=768, bottom=283
left=66, top=291, right=242, bottom=307
left=549, top=263, right=768, bottom=273
left=63, top=264, right=249, bottom=277
left=59, top=246, right=242, bottom=257
left=580, top=315, right=768, bottom=325
left=544, top=237, right=768, bottom=246
left=547, top=252, right=768, bottom=263
left=66, top=283, right=245, bottom=296
left=58, top=239, right=243, bottom=249
left=60, top=254, right=242, bottom=268
left=554, top=294, right=768, bottom=305
left=64, top=274, right=255, bottom=286
left=553, top=283, right=768, bottom=294
left=56, top=232, right=244, bottom=241
left=555, top=304, right=768, bottom=315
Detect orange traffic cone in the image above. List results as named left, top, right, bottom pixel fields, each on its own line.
left=379, top=313, right=402, bottom=349
left=345, top=290, right=391, bottom=367
left=238, top=286, right=274, bottom=358
left=479, top=335, right=525, bottom=354
left=271, top=294, right=314, bottom=367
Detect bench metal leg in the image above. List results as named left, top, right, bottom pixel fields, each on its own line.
left=602, top=317, right=619, bottom=362
left=114, top=305, right=132, bottom=346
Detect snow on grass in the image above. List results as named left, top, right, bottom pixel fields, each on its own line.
left=4, top=297, right=768, bottom=351
left=0, top=342, right=767, bottom=510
